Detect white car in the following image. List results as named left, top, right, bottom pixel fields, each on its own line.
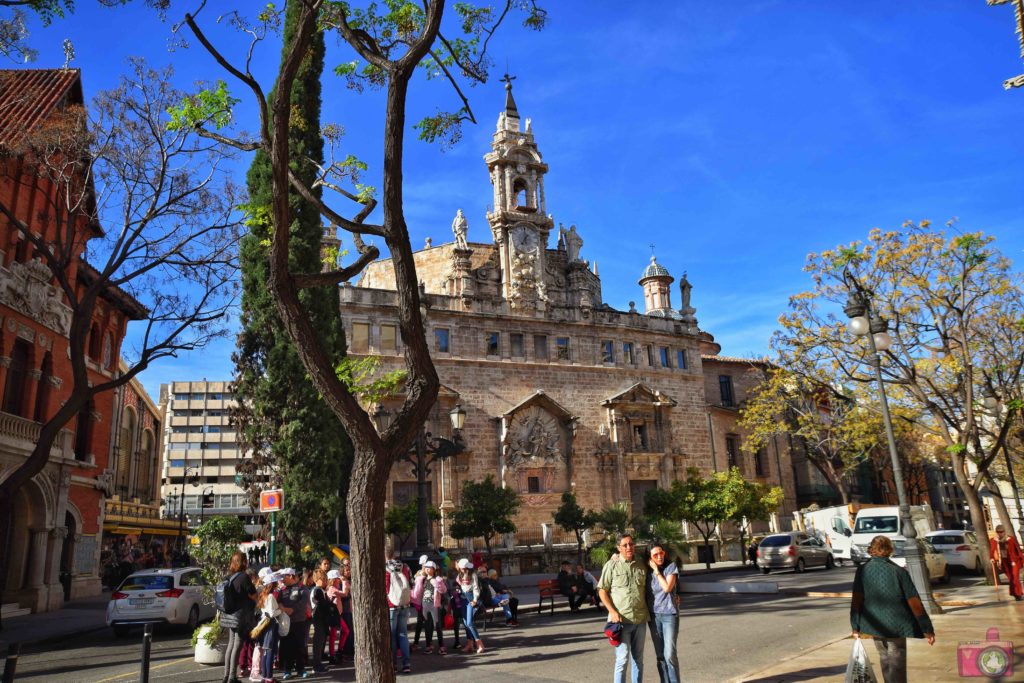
left=926, top=530, right=983, bottom=575
left=891, top=539, right=950, bottom=584
left=106, top=567, right=215, bottom=637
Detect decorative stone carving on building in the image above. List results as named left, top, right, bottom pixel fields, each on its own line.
left=0, top=259, right=72, bottom=335
left=452, top=209, right=469, bottom=250
left=506, top=405, right=563, bottom=467
left=559, top=224, right=583, bottom=262
left=501, top=391, right=575, bottom=494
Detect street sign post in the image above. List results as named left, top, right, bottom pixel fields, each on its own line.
left=259, top=489, right=284, bottom=564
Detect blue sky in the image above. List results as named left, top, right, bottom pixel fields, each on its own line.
left=18, top=1, right=1024, bottom=401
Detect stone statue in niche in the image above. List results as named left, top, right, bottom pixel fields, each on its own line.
left=559, top=223, right=583, bottom=262
left=452, top=208, right=469, bottom=250
left=505, top=406, right=563, bottom=468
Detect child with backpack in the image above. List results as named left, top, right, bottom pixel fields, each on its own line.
left=326, top=569, right=349, bottom=665
left=385, top=557, right=413, bottom=674
left=411, top=560, right=448, bottom=655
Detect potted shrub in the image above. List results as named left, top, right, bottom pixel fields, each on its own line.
left=190, top=516, right=247, bottom=665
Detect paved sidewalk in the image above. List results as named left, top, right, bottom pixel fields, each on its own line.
left=0, top=595, right=110, bottom=649
left=734, top=583, right=1024, bottom=682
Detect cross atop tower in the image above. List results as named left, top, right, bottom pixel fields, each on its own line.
left=500, top=72, right=517, bottom=90
left=500, top=72, right=519, bottom=118
left=649, top=243, right=656, bottom=256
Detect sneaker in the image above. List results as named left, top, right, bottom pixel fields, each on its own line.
left=422, top=646, right=432, bottom=654
left=438, top=646, right=447, bottom=655
left=401, top=665, right=412, bottom=674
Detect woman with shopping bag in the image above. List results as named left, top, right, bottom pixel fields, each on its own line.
left=850, top=536, right=935, bottom=683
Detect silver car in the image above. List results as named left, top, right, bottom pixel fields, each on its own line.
left=106, top=567, right=214, bottom=637
left=757, top=532, right=835, bottom=574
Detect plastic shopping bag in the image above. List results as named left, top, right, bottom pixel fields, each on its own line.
left=845, top=638, right=878, bottom=683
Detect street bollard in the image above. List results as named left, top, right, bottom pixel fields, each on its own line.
left=2, top=642, right=19, bottom=683
left=140, top=623, right=153, bottom=683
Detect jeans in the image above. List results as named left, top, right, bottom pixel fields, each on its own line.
left=873, top=637, right=907, bottom=683
left=613, top=621, right=646, bottom=683
left=462, top=601, right=481, bottom=642
left=260, top=626, right=279, bottom=682
left=648, top=613, right=679, bottom=683
left=389, top=607, right=410, bottom=667
left=224, top=628, right=243, bottom=681
left=490, top=594, right=517, bottom=620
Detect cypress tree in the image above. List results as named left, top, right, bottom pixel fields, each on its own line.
left=233, top=0, right=352, bottom=558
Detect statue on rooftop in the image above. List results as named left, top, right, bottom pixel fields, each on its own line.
left=452, top=208, right=469, bottom=250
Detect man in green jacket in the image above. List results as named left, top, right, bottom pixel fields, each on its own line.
left=599, top=533, right=650, bottom=683
left=850, top=535, right=935, bottom=683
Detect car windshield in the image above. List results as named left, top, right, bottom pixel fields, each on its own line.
left=928, top=535, right=964, bottom=545
left=854, top=516, right=899, bottom=534
left=759, top=535, right=792, bottom=547
left=118, top=575, right=173, bottom=591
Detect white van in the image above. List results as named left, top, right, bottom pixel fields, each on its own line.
left=797, top=506, right=856, bottom=563
left=851, top=504, right=935, bottom=565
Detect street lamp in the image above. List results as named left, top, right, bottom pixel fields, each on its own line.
left=375, top=403, right=467, bottom=556
left=199, top=486, right=215, bottom=526
left=981, top=387, right=1024, bottom=543
left=842, top=267, right=941, bottom=614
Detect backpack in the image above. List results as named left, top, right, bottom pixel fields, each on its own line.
left=387, top=569, right=411, bottom=608
left=477, top=577, right=493, bottom=605
left=215, top=572, right=242, bottom=614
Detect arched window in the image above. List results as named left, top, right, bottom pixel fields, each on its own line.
left=137, top=429, right=155, bottom=501
left=87, top=323, right=101, bottom=360
left=116, top=406, right=136, bottom=496
left=2, top=338, right=32, bottom=417
left=512, top=178, right=529, bottom=208
left=74, top=401, right=93, bottom=461
left=33, top=352, right=53, bottom=422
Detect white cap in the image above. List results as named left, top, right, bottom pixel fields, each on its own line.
left=327, top=569, right=341, bottom=580
left=419, top=554, right=429, bottom=565
left=258, top=567, right=273, bottom=579
left=423, top=560, right=438, bottom=569
left=456, top=558, right=472, bottom=570
left=265, top=572, right=282, bottom=584
left=281, top=567, right=297, bottom=576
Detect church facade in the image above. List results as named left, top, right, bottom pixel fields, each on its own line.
left=343, top=82, right=798, bottom=566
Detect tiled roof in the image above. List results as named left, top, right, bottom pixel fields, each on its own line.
left=0, top=68, right=82, bottom=149
left=639, top=255, right=671, bottom=281
left=701, top=354, right=772, bottom=366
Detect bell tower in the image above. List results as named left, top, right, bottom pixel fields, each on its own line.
left=485, top=75, right=554, bottom=310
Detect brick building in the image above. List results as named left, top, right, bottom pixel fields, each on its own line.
left=0, top=69, right=147, bottom=612
left=343, top=82, right=799, bottom=569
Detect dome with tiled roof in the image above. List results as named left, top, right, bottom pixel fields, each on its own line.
left=639, top=255, right=671, bottom=283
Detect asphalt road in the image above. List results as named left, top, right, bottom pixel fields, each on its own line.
left=10, top=565, right=976, bottom=683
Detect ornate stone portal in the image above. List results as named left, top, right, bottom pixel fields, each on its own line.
left=0, top=258, right=72, bottom=335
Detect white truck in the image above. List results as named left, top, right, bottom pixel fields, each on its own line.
left=850, top=504, right=936, bottom=565
left=794, top=505, right=857, bottom=565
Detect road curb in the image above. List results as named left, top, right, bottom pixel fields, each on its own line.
left=730, top=632, right=852, bottom=682
left=1, top=623, right=109, bottom=650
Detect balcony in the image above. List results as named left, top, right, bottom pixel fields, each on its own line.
left=0, top=410, right=74, bottom=461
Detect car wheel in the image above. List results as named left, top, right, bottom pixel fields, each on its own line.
left=761, top=567, right=770, bottom=575
left=975, top=558, right=984, bottom=576
left=113, top=625, right=131, bottom=638
left=796, top=558, right=806, bottom=573
left=186, top=604, right=200, bottom=630
left=825, top=555, right=835, bottom=570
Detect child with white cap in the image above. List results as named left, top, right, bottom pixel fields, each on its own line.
left=411, top=560, right=448, bottom=654
left=455, top=558, right=484, bottom=653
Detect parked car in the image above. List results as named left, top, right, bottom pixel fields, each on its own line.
left=926, top=530, right=983, bottom=575
left=757, top=532, right=835, bottom=574
left=891, top=539, right=950, bottom=584
left=106, top=567, right=214, bottom=637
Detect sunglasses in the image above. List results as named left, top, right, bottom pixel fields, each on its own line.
left=619, top=542, right=635, bottom=548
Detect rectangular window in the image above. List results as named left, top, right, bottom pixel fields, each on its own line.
left=380, top=324, right=397, bottom=353
left=170, top=459, right=185, bottom=468
left=623, top=342, right=635, bottom=365
left=435, top=328, right=450, bottom=353
left=719, top=375, right=735, bottom=407
left=534, top=335, right=548, bottom=360
left=676, top=349, right=687, bottom=369
left=659, top=347, right=671, bottom=368
left=486, top=331, right=500, bottom=356
left=527, top=476, right=540, bottom=494
left=755, top=448, right=766, bottom=476
left=174, top=393, right=190, bottom=401
left=510, top=333, right=525, bottom=357
left=556, top=337, right=570, bottom=361
left=601, top=340, right=615, bottom=364
left=351, top=322, right=370, bottom=353
left=725, top=435, right=739, bottom=469
left=191, top=393, right=205, bottom=400
left=646, top=345, right=655, bottom=366
left=208, top=393, right=222, bottom=400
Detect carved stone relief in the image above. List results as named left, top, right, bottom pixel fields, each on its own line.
left=0, top=259, right=72, bottom=335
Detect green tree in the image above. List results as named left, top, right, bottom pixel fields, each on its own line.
left=450, top=475, right=521, bottom=559
left=588, top=503, right=632, bottom=566
left=192, top=516, right=248, bottom=597
left=727, top=474, right=784, bottom=565
left=647, top=468, right=739, bottom=570
left=772, top=223, right=1024, bottom=581
left=385, top=501, right=440, bottom=551
left=232, top=0, right=353, bottom=558
left=554, top=491, right=599, bottom=565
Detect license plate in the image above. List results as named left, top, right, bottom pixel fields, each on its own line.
left=129, top=598, right=154, bottom=606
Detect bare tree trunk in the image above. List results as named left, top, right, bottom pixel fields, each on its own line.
left=811, top=459, right=851, bottom=506
left=953, top=453, right=997, bottom=584
left=983, top=470, right=1016, bottom=537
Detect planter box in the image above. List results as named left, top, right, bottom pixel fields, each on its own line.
left=194, top=624, right=226, bottom=665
